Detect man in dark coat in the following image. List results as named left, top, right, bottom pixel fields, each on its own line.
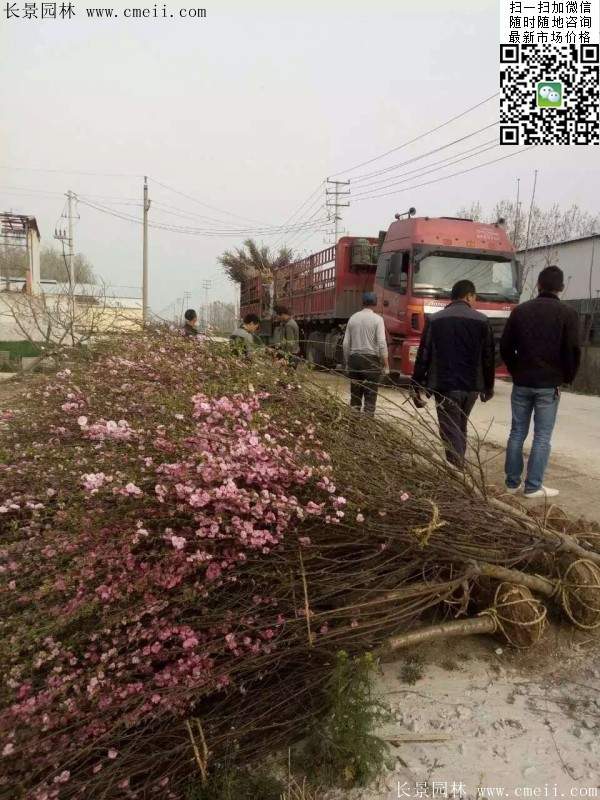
left=500, top=265, right=581, bottom=499
left=412, top=279, right=495, bottom=467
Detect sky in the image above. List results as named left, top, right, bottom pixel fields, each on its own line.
left=1, top=0, right=599, bottom=318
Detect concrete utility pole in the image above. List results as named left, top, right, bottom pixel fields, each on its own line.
left=181, top=290, right=191, bottom=325
left=326, top=179, right=350, bottom=245
left=66, top=190, right=75, bottom=285
left=142, top=176, right=151, bottom=325
left=54, top=191, right=76, bottom=285
left=200, top=279, right=211, bottom=329
left=26, top=219, right=41, bottom=296
left=514, top=177, right=521, bottom=248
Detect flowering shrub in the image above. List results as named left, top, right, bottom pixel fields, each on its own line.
left=0, top=334, right=351, bottom=799
left=0, top=326, right=584, bottom=799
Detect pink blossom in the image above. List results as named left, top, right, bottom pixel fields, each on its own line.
left=81, top=472, right=107, bottom=494
left=123, top=482, right=142, bottom=497
left=356, top=513, right=365, bottom=523
left=107, top=749, right=118, bottom=760
left=400, top=492, right=410, bottom=502
left=2, top=743, right=15, bottom=757
left=206, top=562, right=222, bottom=582
left=170, top=535, right=186, bottom=551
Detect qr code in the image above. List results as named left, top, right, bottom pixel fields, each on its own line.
left=500, top=43, right=599, bottom=145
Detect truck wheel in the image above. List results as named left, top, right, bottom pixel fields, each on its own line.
left=305, top=332, right=325, bottom=368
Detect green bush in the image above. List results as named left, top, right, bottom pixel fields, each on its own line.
left=0, top=340, right=42, bottom=359
left=299, top=651, right=393, bottom=788
left=186, top=764, right=284, bottom=800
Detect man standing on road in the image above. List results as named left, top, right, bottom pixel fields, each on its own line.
left=342, top=291, right=389, bottom=416
left=411, top=280, right=495, bottom=468
left=500, top=265, right=581, bottom=499
left=273, top=305, right=301, bottom=368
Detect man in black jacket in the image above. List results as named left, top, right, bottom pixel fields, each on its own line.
left=412, top=279, right=496, bottom=467
left=500, top=265, right=581, bottom=499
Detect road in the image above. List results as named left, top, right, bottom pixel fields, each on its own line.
left=309, top=373, right=600, bottom=523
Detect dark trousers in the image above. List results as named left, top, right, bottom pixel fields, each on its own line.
left=348, top=353, right=382, bottom=416
left=435, top=390, right=478, bottom=466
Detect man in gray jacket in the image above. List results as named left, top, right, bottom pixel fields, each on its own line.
left=273, top=305, right=301, bottom=368
left=230, top=313, right=261, bottom=357
left=342, top=292, right=389, bottom=415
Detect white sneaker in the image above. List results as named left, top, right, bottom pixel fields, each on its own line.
left=505, top=484, right=522, bottom=494
left=523, top=486, right=559, bottom=499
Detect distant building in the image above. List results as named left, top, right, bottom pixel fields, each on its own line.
left=0, top=279, right=143, bottom=342
left=517, top=233, right=600, bottom=345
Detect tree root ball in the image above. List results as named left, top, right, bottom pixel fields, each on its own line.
left=487, top=582, right=547, bottom=648
left=558, top=558, right=600, bottom=630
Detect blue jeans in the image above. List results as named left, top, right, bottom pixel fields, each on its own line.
left=505, top=386, right=560, bottom=493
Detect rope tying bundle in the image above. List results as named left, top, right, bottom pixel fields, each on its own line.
left=478, top=582, right=547, bottom=649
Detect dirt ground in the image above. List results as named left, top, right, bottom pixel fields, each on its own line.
left=324, top=630, right=600, bottom=799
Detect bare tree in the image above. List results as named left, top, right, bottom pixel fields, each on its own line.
left=0, top=279, right=140, bottom=355
left=0, top=245, right=95, bottom=284
left=456, top=201, right=599, bottom=252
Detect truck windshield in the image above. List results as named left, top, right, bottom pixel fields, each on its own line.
left=413, top=253, right=518, bottom=302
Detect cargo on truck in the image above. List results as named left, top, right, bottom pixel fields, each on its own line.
left=239, top=210, right=520, bottom=380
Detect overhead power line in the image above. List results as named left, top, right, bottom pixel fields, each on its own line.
left=353, top=146, right=534, bottom=203
left=271, top=181, right=326, bottom=252
left=348, top=123, right=498, bottom=184
left=77, top=196, right=330, bottom=237
left=329, top=93, right=499, bottom=178
left=352, top=141, right=499, bottom=197
left=0, top=165, right=141, bottom=179
left=148, top=177, right=270, bottom=227
left=0, top=184, right=68, bottom=198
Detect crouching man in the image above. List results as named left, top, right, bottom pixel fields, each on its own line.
left=230, top=313, right=262, bottom=357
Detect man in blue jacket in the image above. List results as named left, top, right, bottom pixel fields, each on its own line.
left=412, top=279, right=496, bottom=467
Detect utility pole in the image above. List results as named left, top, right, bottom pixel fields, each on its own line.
left=326, top=179, right=350, bottom=245
left=54, top=190, right=77, bottom=285
left=67, top=190, right=75, bottom=285
left=142, top=176, right=151, bottom=325
left=181, top=290, right=191, bottom=325
left=200, top=279, right=211, bottom=330
left=513, top=177, right=521, bottom=248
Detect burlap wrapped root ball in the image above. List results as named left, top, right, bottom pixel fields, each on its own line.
left=557, top=557, right=600, bottom=630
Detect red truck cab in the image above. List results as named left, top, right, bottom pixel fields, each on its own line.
left=238, top=214, right=519, bottom=379
left=375, top=215, right=519, bottom=377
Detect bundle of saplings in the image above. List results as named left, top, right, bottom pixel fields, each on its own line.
left=1, top=330, right=598, bottom=800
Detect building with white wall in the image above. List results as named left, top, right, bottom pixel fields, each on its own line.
left=517, top=233, right=600, bottom=301
left=517, top=233, right=600, bottom=345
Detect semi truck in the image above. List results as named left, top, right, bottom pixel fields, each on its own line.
left=239, top=210, right=520, bottom=379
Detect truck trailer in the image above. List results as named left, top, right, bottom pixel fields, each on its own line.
left=239, top=212, right=520, bottom=379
